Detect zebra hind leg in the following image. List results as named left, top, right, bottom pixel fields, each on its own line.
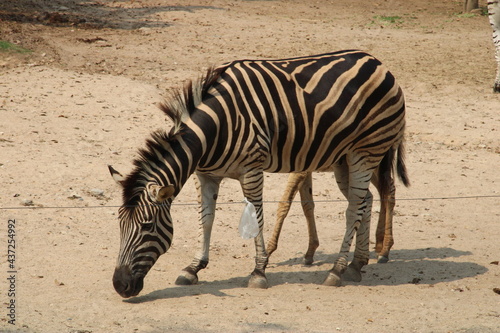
left=370, top=161, right=396, bottom=264
left=323, top=159, right=372, bottom=286
left=267, top=172, right=318, bottom=266
left=266, top=172, right=307, bottom=258
left=375, top=180, right=395, bottom=264
left=343, top=189, right=373, bottom=282
left=297, top=172, right=319, bottom=266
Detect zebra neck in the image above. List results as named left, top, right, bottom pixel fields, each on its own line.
left=181, top=105, right=220, bottom=171
left=135, top=129, right=204, bottom=197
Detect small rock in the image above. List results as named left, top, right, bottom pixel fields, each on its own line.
left=89, top=188, right=104, bottom=197
left=139, top=27, right=152, bottom=35
left=67, top=194, right=83, bottom=200
left=21, top=199, right=34, bottom=206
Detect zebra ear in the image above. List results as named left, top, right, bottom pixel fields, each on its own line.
left=148, top=184, right=175, bottom=202
left=108, top=165, right=125, bottom=187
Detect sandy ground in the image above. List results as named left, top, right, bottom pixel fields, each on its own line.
left=1, top=0, right=500, bottom=332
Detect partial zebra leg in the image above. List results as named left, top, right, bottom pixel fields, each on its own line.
left=343, top=188, right=373, bottom=282
left=266, top=172, right=318, bottom=265
left=175, top=173, right=222, bottom=285
left=488, top=0, right=500, bottom=92
left=323, top=157, right=373, bottom=286
left=268, top=168, right=397, bottom=266
left=299, top=173, right=319, bottom=265
left=239, top=171, right=269, bottom=289
left=266, top=173, right=306, bottom=257
left=371, top=170, right=396, bottom=263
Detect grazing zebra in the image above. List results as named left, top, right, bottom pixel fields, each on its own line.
left=489, top=1, right=500, bottom=92
left=109, top=50, right=409, bottom=298
left=267, top=168, right=398, bottom=266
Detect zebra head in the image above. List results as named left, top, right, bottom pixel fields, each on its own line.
left=108, top=165, right=175, bottom=298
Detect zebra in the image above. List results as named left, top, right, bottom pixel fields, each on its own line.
left=266, top=168, right=398, bottom=266
left=489, top=1, right=500, bottom=92
left=109, top=50, right=409, bottom=298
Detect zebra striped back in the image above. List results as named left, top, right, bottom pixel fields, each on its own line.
left=111, top=50, right=408, bottom=297
left=190, top=50, right=405, bottom=175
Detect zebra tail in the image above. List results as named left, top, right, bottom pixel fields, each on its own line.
left=377, top=148, right=394, bottom=201
left=377, top=141, right=410, bottom=201
left=396, top=140, right=410, bottom=188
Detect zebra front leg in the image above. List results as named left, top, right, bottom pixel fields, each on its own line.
left=176, top=173, right=221, bottom=286
left=240, top=171, right=269, bottom=289
left=250, top=230, right=269, bottom=289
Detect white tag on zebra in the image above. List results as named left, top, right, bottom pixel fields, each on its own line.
left=239, top=198, right=259, bottom=239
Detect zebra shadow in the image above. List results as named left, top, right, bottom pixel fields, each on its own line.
left=273, top=246, right=474, bottom=267
left=124, top=275, right=250, bottom=303
left=268, top=247, right=488, bottom=287
left=125, top=247, right=487, bottom=303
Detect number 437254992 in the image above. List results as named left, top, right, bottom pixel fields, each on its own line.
left=7, top=219, right=16, bottom=270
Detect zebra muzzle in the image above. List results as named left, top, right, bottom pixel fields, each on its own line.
left=113, top=266, right=145, bottom=298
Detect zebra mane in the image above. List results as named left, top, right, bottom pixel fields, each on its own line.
left=159, top=66, right=224, bottom=139
left=120, top=130, right=171, bottom=214
left=120, top=66, right=225, bottom=213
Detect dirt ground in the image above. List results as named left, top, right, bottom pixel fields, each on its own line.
left=1, top=0, right=499, bottom=332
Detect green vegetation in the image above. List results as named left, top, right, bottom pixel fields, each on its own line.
left=372, top=15, right=404, bottom=26
left=0, top=41, right=32, bottom=53
left=456, top=12, right=476, bottom=18
left=455, top=6, right=489, bottom=18
left=373, top=15, right=404, bottom=24
left=374, top=15, right=403, bottom=24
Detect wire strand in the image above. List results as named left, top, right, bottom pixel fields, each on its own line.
left=1, top=194, right=498, bottom=210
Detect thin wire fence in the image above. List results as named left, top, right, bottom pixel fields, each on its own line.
left=1, top=194, right=498, bottom=210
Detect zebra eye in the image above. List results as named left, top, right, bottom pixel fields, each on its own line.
left=141, top=222, right=155, bottom=232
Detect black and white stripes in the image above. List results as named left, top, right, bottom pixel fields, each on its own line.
left=488, top=1, right=500, bottom=92
left=110, top=50, right=409, bottom=297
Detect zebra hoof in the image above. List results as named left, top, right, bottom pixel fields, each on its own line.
left=342, top=266, right=362, bottom=282
left=377, top=256, right=389, bottom=264
left=303, top=256, right=314, bottom=266
left=322, top=272, right=342, bottom=287
left=248, top=272, right=268, bottom=289
left=175, top=272, right=198, bottom=285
